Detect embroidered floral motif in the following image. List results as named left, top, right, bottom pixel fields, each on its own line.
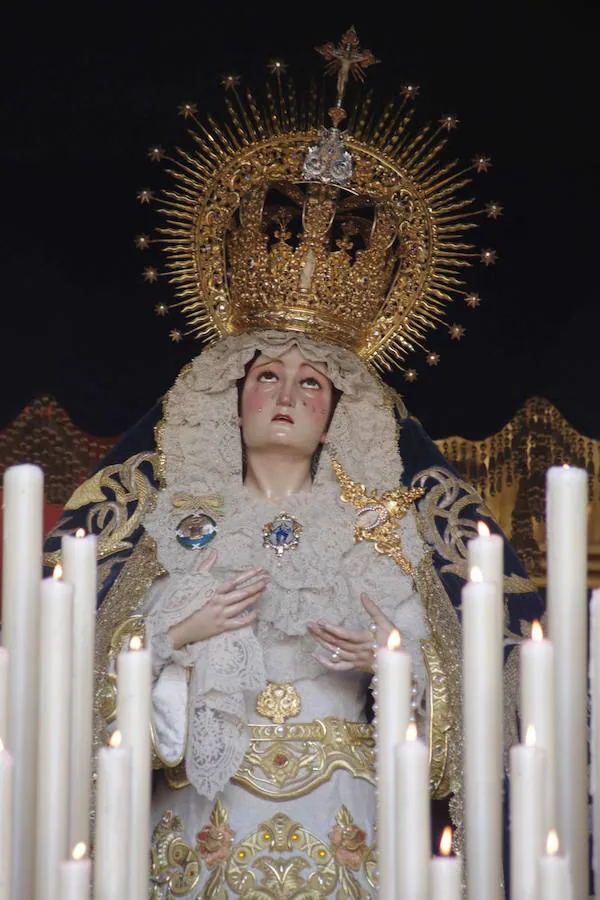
left=329, top=806, right=368, bottom=870
left=150, top=802, right=377, bottom=898
left=196, top=800, right=235, bottom=868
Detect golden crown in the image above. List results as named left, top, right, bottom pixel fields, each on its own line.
left=138, top=27, right=500, bottom=372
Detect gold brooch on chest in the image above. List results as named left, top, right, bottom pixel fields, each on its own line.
left=330, top=455, right=426, bottom=575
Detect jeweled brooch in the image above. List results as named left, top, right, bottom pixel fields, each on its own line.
left=262, top=513, right=303, bottom=558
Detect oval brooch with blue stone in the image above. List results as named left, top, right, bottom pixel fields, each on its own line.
left=262, top=513, right=303, bottom=558
left=176, top=512, right=218, bottom=550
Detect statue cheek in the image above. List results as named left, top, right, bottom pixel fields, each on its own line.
left=242, top=383, right=274, bottom=419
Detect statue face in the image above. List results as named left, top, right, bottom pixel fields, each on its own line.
left=240, top=346, right=332, bottom=459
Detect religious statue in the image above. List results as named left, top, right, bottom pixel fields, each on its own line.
left=44, top=27, right=542, bottom=898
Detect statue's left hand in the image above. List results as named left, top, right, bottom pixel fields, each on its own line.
left=307, top=593, right=398, bottom=674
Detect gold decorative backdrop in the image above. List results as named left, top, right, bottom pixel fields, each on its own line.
left=437, top=397, right=600, bottom=587
left=1, top=395, right=598, bottom=587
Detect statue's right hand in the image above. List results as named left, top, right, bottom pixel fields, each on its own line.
left=167, top=552, right=268, bottom=649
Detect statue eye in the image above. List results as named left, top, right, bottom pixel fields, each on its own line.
left=257, top=370, right=278, bottom=382
left=301, top=376, right=321, bottom=389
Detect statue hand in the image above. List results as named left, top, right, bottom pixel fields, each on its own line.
left=307, top=592, right=398, bottom=674
left=168, top=551, right=268, bottom=649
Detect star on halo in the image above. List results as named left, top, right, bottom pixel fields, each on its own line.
left=485, top=202, right=503, bottom=220
left=134, top=234, right=150, bottom=250
left=449, top=324, right=466, bottom=340
left=154, top=303, right=168, bottom=317
left=221, top=74, right=241, bottom=90
left=480, top=249, right=498, bottom=266
left=267, top=59, right=287, bottom=75
left=473, top=155, right=492, bottom=173
left=143, top=267, right=158, bottom=283
left=136, top=189, right=154, bottom=204
left=147, top=146, right=166, bottom=163
left=404, top=368, right=418, bottom=382
left=439, top=114, right=459, bottom=131
left=465, top=293, right=481, bottom=308
left=169, top=329, right=183, bottom=343
left=426, top=352, right=440, bottom=366
left=401, top=84, right=420, bottom=100
left=178, top=102, right=198, bottom=118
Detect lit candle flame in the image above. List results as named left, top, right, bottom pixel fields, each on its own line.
left=406, top=722, right=418, bottom=742
left=109, top=730, right=122, bottom=749
left=440, top=826, right=453, bottom=856
left=387, top=629, right=401, bottom=651
left=470, top=565, right=483, bottom=583
left=525, top=724, right=537, bottom=747
left=531, top=620, right=544, bottom=642
left=72, top=842, right=87, bottom=861
left=75, top=528, right=86, bottom=538
left=52, top=563, right=63, bottom=581
left=477, top=521, right=490, bottom=538
left=562, top=463, right=570, bottom=470
left=129, top=636, right=143, bottom=651
left=546, top=830, right=559, bottom=856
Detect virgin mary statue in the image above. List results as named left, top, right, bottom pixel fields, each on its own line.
left=45, top=27, right=542, bottom=898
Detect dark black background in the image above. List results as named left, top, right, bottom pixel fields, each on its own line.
left=1, top=2, right=598, bottom=440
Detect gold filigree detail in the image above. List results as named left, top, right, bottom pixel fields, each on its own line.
left=151, top=802, right=376, bottom=898
left=150, top=810, right=202, bottom=897
left=421, top=635, right=452, bottom=799
left=92, top=531, right=166, bottom=830
left=97, top=614, right=146, bottom=724
left=330, top=454, right=425, bottom=574
left=233, top=718, right=374, bottom=801
left=411, top=465, right=537, bottom=592
left=44, top=452, right=160, bottom=568
left=255, top=682, right=302, bottom=724
left=413, top=553, right=463, bottom=846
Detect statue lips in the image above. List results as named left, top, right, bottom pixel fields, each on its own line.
left=271, top=413, right=294, bottom=424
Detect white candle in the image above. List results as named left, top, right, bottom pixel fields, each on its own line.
left=62, top=529, right=97, bottom=849
left=429, top=827, right=462, bottom=900
left=0, top=740, right=13, bottom=900
left=539, top=830, right=573, bottom=900
left=546, top=465, right=588, bottom=900
left=462, top=572, right=503, bottom=900
left=591, top=589, right=600, bottom=884
left=395, top=722, right=429, bottom=900
left=0, top=648, right=7, bottom=744
left=1, top=463, right=43, bottom=900
left=510, top=725, right=546, bottom=900
left=35, top=568, right=74, bottom=900
left=374, top=629, right=412, bottom=900
left=468, top=521, right=504, bottom=596
left=59, top=843, right=91, bottom=900
left=117, top=636, right=152, bottom=900
left=94, top=731, right=131, bottom=900
left=520, top=620, right=556, bottom=834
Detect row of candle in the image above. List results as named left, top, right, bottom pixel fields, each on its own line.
left=375, top=464, right=589, bottom=899
left=0, top=464, right=153, bottom=900
left=0, top=461, right=593, bottom=898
